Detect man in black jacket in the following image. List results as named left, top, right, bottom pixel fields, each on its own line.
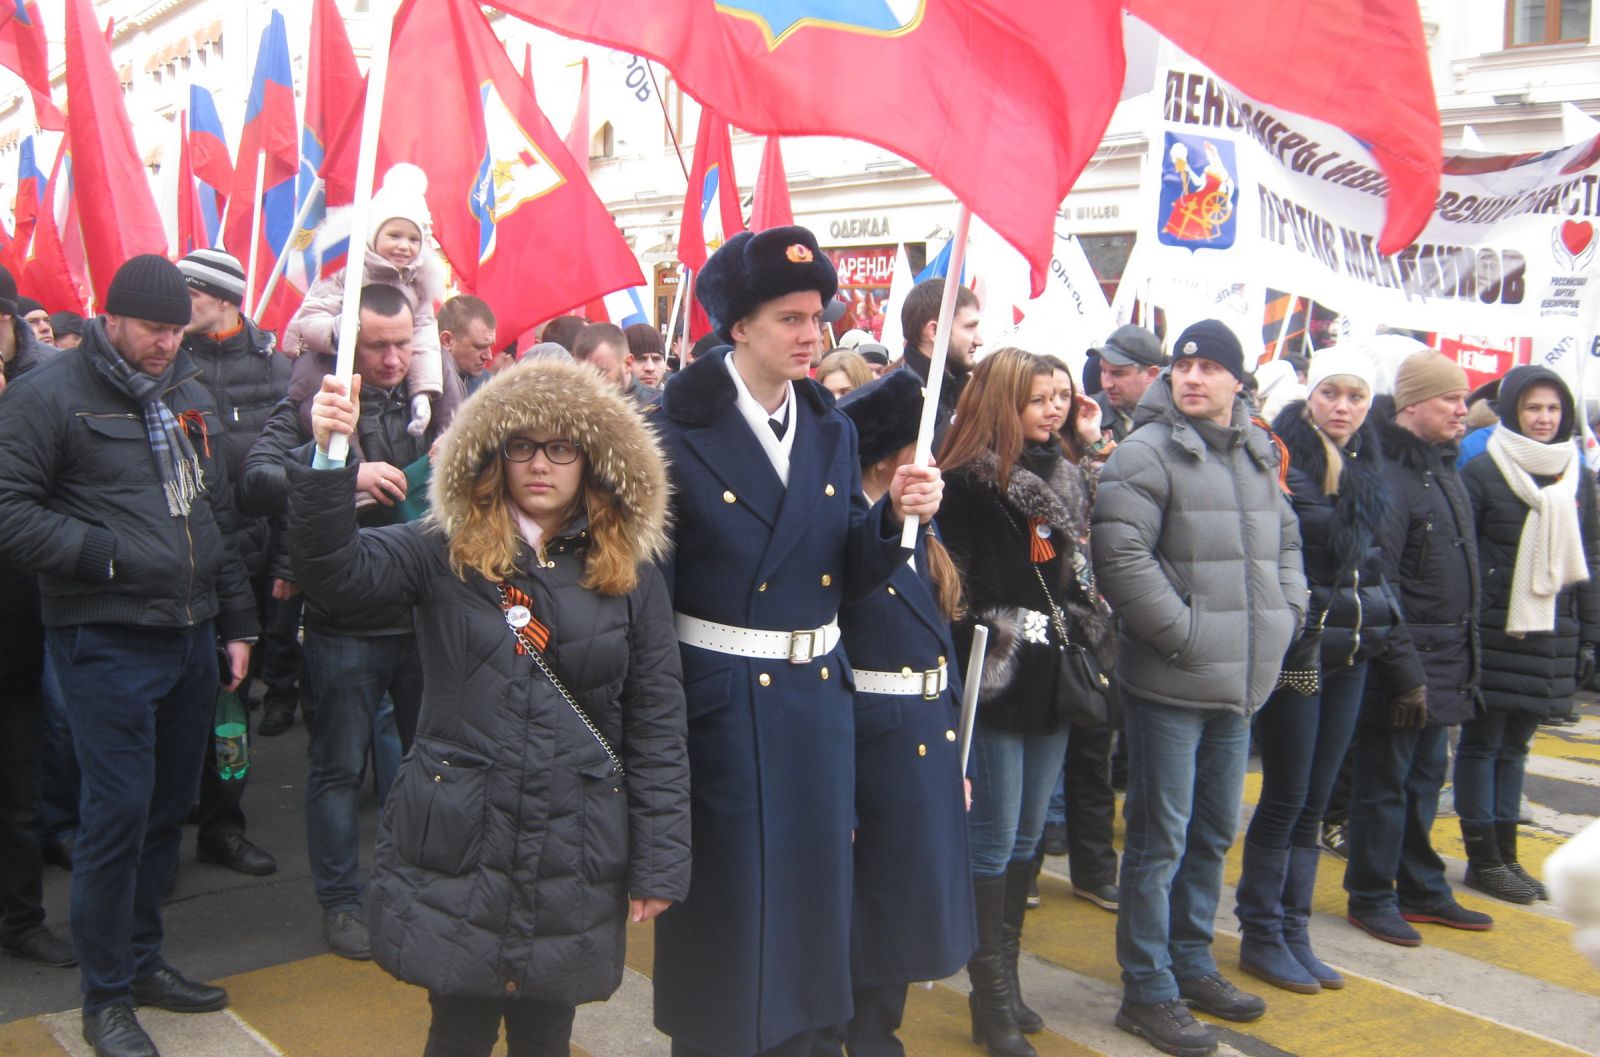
left=1345, top=350, right=1491, bottom=946
left=897, top=278, right=981, bottom=442
left=0, top=266, right=59, bottom=390
left=0, top=255, right=259, bottom=1057
left=1093, top=324, right=1165, bottom=442
left=241, top=285, right=435, bottom=963
left=178, top=248, right=288, bottom=877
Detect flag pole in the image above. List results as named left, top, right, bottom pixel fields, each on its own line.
left=254, top=175, right=324, bottom=322
left=958, top=624, right=989, bottom=775
left=1271, top=293, right=1296, bottom=361
left=327, top=0, right=396, bottom=463
left=665, top=262, right=687, bottom=347
left=900, top=201, right=972, bottom=549
left=243, top=152, right=267, bottom=315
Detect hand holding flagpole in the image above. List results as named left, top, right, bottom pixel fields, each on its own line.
left=327, top=0, right=395, bottom=463
left=900, top=203, right=972, bottom=549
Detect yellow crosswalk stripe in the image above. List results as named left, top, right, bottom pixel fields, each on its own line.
left=0, top=1015, right=66, bottom=1056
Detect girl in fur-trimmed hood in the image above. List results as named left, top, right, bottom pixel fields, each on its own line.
left=287, top=357, right=687, bottom=1057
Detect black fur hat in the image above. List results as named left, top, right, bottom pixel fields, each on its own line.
left=837, top=367, right=924, bottom=468
left=696, top=225, right=838, bottom=341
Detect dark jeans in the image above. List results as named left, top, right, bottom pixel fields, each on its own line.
left=1045, top=723, right=1118, bottom=887
left=1116, top=696, right=1249, bottom=1004
left=811, top=985, right=908, bottom=1057
left=48, top=622, right=217, bottom=1012
left=302, top=630, right=418, bottom=912
left=38, top=643, right=79, bottom=845
left=257, top=588, right=306, bottom=713
left=423, top=991, right=574, bottom=1057
left=1454, top=710, right=1541, bottom=824
left=0, top=683, right=47, bottom=945
left=1245, top=662, right=1368, bottom=850
left=1343, top=722, right=1454, bottom=915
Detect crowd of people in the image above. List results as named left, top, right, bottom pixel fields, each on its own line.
left=0, top=214, right=1592, bottom=1057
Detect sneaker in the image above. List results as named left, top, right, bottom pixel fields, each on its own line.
left=1025, top=874, right=1041, bottom=910
left=1072, top=882, right=1120, bottom=912
left=1400, top=901, right=1493, bottom=931
left=1176, top=972, right=1266, bottom=1022
left=1435, top=783, right=1457, bottom=819
left=1346, top=909, right=1422, bottom=947
left=1319, top=821, right=1349, bottom=861
left=1115, top=998, right=1217, bottom=1057
left=321, top=910, right=372, bottom=960
left=1517, top=797, right=1534, bottom=826
left=1, top=927, right=76, bottom=968
left=1041, top=821, right=1069, bottom=857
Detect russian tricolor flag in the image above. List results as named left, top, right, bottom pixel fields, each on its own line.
left=187, top=85, right=231, bottom=248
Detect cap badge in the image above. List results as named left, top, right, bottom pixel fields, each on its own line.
left=786, top=243, right=814, bottom=263
left=1183, top=340, right=1198, bottom=355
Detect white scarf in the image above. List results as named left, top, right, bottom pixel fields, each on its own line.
left=1486, top=426, right=1589, bottom=636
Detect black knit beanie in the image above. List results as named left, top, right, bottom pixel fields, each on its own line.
left=0, top=265, right=16, bottom=316
left=104, top=254, right=192, bottom=327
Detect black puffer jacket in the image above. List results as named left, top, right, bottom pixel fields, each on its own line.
left=1364, top=396, right=1479, bottom=725
left=1, top=317, right=59, bottom=382
left=0, top=323, right=257, bottom=641
left=1271, top=403, right=1414, bottom=671
left=287, top=358, right=688, bottom=1003
left=939, top=445, right=1111, bottom=734
left=1462, top=366, right=1600, bottom=717
left=185, top=318, right=290, bottom=577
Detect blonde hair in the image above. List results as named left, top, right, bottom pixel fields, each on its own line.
left=816, top=350, right=873, bottom=393
left=1306, top=372, right=1370, bottom=496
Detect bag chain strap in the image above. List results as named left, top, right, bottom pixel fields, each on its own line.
left=996, top=501, right=1073, bottom=647
left=496, top=584, right=626, bottom=777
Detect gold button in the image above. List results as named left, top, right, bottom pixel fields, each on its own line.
left=820, top=573, right=833, bottom=587
left=433, top=774, right=442, bottom=783
left=759, top=673, right=771, bottom=687
left=901, top=666, right=914, bottom=676
left=938, top=655, right=946, bottom=665
left=722, top=490, right=736, bottom=504
left=758, top=582, right=768, bottom=592
left=820, top=666, right=830, bottom=680
left=887, top=586, right=897, bottom=596
left=825, top=483, right=835, bottom=496
left=945, top=730, right=957, bottom=742
left=505, top=981, right=517, bottom=993
left=917, top=744, right=927, bottom=757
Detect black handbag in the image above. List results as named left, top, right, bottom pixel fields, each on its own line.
left=1275, top=606, right=1328, bottom=696
left=1029, top=563, right=1113, bottom=728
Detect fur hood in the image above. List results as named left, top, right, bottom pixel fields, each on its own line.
left=1272, top=400, right=1391, bottom=578
left=428, top=358, right=672, bottom=565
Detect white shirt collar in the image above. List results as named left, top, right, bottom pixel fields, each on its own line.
left=725, top=351, right=796, bottom=486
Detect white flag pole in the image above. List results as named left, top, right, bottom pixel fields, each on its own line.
left=327, top=0, right=396, bottom=463
left=665, top=263, right=687, bottom=351
left=255, top=175, right=324, bottom=322
left=243, top=152, right=267, bottom=315
left=900, top=202, right=972, bottom=549
left=958, top=624, right=989, bottom=775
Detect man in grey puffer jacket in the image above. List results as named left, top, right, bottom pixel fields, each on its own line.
left=1092, top=320, right=1306, bottom=1057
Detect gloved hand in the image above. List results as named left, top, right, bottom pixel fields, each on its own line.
left=1386, top=685, right=1427, bottom=729
left=406, top=394, right=433, bottom=438
left=1579, top=644, right=1597, bottom=687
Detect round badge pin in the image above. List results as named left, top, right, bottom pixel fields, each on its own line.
left=1035, top=523, right=1052, bottom=539
left=505, top=605, right=532, bottom=630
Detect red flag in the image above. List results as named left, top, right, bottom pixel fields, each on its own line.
left=306, top=0, right=364, bottom=209
left=749, top=136, right=793, bottom=231
left=177, top=112, right=207, bottom=255
left=20, top=143, right=88, bottom=314
left=324, top=0, right=643, bottom=341
left=565, top=57, right=591, bottom=175
left=1125, top=0, right=1439, bottom=256
left=678, top=107, right=743, bottom=271
left=63, top=0, right=166, bottom=304
left=0, top=1, right=65, bottom=130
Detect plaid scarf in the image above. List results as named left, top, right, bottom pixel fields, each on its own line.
left=87, top=334, right=205, bottom=517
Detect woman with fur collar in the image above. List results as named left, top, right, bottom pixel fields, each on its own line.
left=935, top=348, right=1110, bottom=1057
left=287, top=358, right=690, bottom=1057
left=1235, top=348, right=1412, bottom=996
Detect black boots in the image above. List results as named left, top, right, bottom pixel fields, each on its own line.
left=1460, top=820, right=1536, bottom=904
left=1234, top=842, right=1321, bottom=994
left=1497, top=821, right=1547, bottom=900
left=967, top=874, right=1036, bottom=1057
left=1001, top=859, right=1046, bottom=1032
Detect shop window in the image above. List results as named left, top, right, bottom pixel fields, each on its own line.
left=1507, top=0, right=1591, bottom=45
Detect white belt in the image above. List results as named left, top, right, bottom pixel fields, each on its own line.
left=853, top=663, right=948, bottom=699
left=675, top=612, right=840, bottom=664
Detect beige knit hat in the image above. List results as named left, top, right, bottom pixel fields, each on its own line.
left=1393, top=350, right=1468, bottom=410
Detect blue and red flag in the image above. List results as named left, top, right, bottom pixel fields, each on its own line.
left=222, top=9, right=299, bottom=323
left=187, top=84, right=231, bottom=248
left=292, top=0, right=364, bottom=300
left=13, top=134, right=46, bottom=252
left=0, top=1, right=65, bottom=130
left=677, top=106, right=743, bottom=272
left=19, top=140, right=88, bottom=314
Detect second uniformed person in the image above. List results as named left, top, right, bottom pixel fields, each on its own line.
left=650, top=226, right=943, bottom=1057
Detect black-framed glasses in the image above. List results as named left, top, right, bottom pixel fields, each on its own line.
left=502, top=437, right=581, bottom=464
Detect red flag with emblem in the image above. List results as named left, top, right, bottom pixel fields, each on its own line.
left=0, top=1, right=65, bottom=130
left=324, top=0, right=643, bottom=341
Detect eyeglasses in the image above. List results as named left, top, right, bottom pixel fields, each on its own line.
left=502, top=437, right=581, bottom=464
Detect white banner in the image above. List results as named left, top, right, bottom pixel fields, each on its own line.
left=970, top=216, right=1115, bottom=378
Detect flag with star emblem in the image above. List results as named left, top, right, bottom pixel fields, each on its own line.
left=325, top=0, right=642, bottom=338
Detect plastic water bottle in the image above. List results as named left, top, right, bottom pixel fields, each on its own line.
left=214, top=690, right=250, bottom=780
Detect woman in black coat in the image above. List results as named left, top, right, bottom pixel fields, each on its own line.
left=1459, top=365, right=1600, bottom=904
left=1237, top=349, right=1412, bottom=995
left=937, top=348, right=1109, bottom=1057
left=288, top=359, right=690, bottom=1057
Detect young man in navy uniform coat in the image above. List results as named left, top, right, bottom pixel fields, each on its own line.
left=650, top=226, right=943, bottom=1057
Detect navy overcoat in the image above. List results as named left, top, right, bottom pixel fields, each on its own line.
left=650, top=349, right=904, bottom=1055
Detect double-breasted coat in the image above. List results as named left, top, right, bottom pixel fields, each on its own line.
left=840, top=534, right=977, bottom=988
left=650, top=348, right=905, bottom=1055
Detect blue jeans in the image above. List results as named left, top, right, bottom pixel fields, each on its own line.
left=37, top=639, right=80, bottom=845
left=302, top=631, right=419, bottom=912
left=1453, top=711, right=1541, bottom=824
left=1116, top=696, right=1249, bottom=1004
left=1343, top=722, right=1454, bottom=914
left=47, top=622, right=217, bottom=1013
left=967, top=723, right=1070, bottom=876
left=1246, top=662, right=1368, bottom=850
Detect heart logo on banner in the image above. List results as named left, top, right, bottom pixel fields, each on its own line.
left=1561, top=219, right=1593, bottom=257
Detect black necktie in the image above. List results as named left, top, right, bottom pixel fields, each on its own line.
left=769, top=416, right=786, bottom=440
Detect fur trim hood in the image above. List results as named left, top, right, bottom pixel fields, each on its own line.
left=428, top=358, right=672, bottom=565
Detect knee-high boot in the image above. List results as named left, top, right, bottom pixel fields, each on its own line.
left=1235, top=842, right=1320, bottom=993
left=1282, top=845, right=1343, bottom=989
left=999, top=859, right=1045, bottom=1033
left=966, top=874, right=1036, bottom=1057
